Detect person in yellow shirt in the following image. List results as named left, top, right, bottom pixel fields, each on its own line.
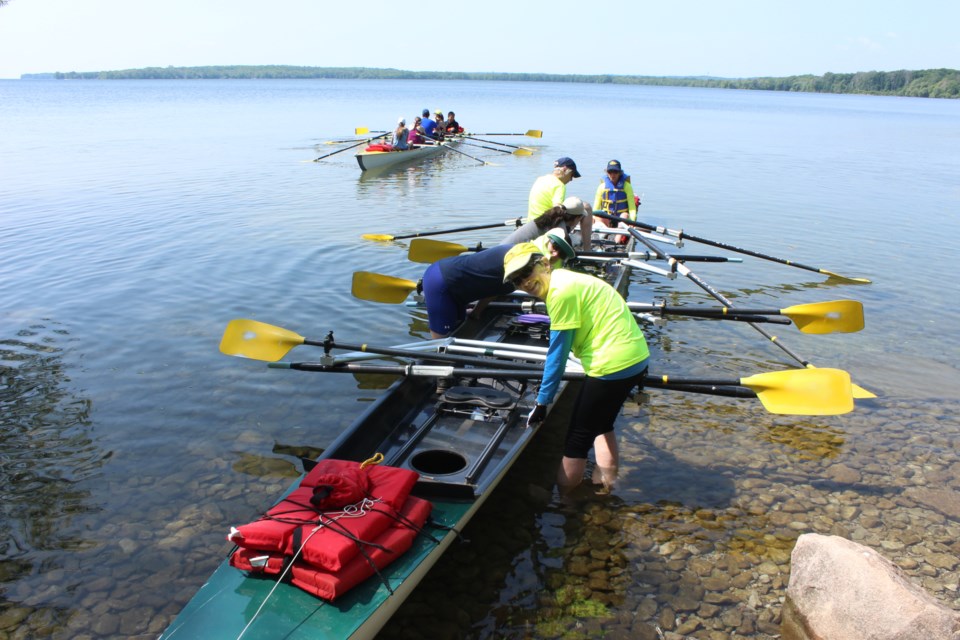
left=527, top=157, right=593, bottom=250
left=592, top=159, right=637, bottom=243
left=502, top=243, right=650, bottom=494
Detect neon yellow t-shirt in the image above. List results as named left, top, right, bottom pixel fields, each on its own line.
left=527, top=174, right=566, bottom=219
left=544, top=269, right=649, bottom=376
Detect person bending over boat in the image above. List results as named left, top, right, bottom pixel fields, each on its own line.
left=528, top=157, right=593, bottom=249
left=502, top=242, right=649, bottom=494
left=391, top=117, right=410, bottom=150
left=420, top=109, right=439, bottom=140
left=408, top=116, right=426, bottom=146
left=422, top=230, right=575, bottom=339
left=592, top=159, right=637, bottom=243
left=502, top=196, right=592, bottom=248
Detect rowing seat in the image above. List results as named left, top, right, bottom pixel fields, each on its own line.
left=441, top=386, right=513, bottom=409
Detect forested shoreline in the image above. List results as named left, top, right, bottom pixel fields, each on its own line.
left=22, top=66, right=960, bottom=98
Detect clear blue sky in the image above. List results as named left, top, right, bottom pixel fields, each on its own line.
left=1, top=0, right=957, bottom=80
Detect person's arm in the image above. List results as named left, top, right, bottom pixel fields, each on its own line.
left=579, top=203, right=593, bottom=251
left=625, top=182, right=637, bottom=220
left=536, top=329, right=574, bottom=405
left=593, top=182, right=603, bottom=212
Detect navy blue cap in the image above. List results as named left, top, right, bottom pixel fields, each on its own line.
left=606, top=159, right=622, bottom=172
left=554, top=157, right=581, bottom=178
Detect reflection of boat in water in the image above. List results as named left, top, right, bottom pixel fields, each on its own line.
left=159, top=242, right=635, bottom=640
left=355, top=138, right=461, bottom=172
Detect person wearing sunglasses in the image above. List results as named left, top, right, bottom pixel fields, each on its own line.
left=592, top=159, right=637, bottom=243
left=421, top=230, right=575, bottom=339
left=502, top=242, right=649, bottom=494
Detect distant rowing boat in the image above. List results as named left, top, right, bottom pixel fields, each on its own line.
left=355, top=139, right=460, bottom=172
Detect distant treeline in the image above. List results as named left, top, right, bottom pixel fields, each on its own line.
left=42, top=66, right=960, bottom=99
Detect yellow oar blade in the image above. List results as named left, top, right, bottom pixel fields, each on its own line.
left=782, top=300, right=865, bottom=334
left=512, top=148, right=534, bottom=156
left=804, top=364, right=877, bottom=399
left=355, top=127, right=370, bottom=135
left=361, top=233, right=395, bottom=242
left=220, top=319, right=305, bottom=362
left=352, top=272, right=418, bottom=304
left=740, top=368, right=854, bottom=415
left=820, top=269, right=871, bottom=284
left=525, top=129, right=543, bottom=138
left=852, top=384, right=877, bottom=399
left=408, top=238, right=468, bottom=263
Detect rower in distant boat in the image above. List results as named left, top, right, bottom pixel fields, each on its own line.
left=408, top=116, right=426, bottom=146
left=502, top=242, right=650, bottom=495
left=391, top=117, right=410, bottom=151
left=432, top=110, right=445, bottom=140
left=421, top=229, right=575, bottom=338
left=444, top=111, right=462, bottom=135
left=421, top=108, right=439, bottom=140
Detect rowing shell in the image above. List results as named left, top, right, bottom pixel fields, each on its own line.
left=355, top=139, right=460, bottom=172
left=160, top=239, right=634, bottom=639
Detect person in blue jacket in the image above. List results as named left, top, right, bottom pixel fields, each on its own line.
left=421, top=230, right=574, bottom=338
left=420, top=108, right=439, bottom=140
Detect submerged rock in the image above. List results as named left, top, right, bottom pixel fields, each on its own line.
left=783, top=533, right=960, bottom=640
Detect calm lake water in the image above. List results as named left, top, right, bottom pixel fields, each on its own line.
left=1, top=79, right=959, bottom=638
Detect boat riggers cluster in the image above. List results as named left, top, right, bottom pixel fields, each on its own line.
left=163, top=199, right=873, bottom=638
left=226, top=457, right=441, bottom=601
left=221, top=320, right=856, bottom=416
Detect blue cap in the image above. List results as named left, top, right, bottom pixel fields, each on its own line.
left=606, top=159, right=622, bottom=172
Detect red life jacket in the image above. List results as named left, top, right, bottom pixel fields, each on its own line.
left=226, top=459, right=432, bottom=601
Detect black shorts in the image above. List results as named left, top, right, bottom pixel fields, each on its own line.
left=563, top=368, right=646, bottom=459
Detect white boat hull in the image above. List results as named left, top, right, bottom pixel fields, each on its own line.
left=355, top=140, right=457, bottom=172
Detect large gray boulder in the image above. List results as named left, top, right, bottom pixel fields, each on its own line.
left=783, top=533, right=960, bottom=640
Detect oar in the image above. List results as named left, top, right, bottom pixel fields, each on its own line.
left=407, top=238, right=743, bottom=265
left=220, top=319, right=544, bottom=369
left=313, top=132, right=388, bottom=162
left=439, top=142, right=493, bottom=166
left=459, top=139, right=533, bottom=156
left=463, top=135, right=534, bottom=152
left=627, top=227, right=876, bottom=398
left=594, top=212, right=871, bottom=284
left=629, top=300, right=864, bottom=334
left=467, top=129, right=543, bottom=138
left=270, top=361, right=854, bottom=416
left=362, top=218, right=524, bottom=242
left=352, top=272, right=418, bottom=304
left=354, top=127, right=386, bottom=135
